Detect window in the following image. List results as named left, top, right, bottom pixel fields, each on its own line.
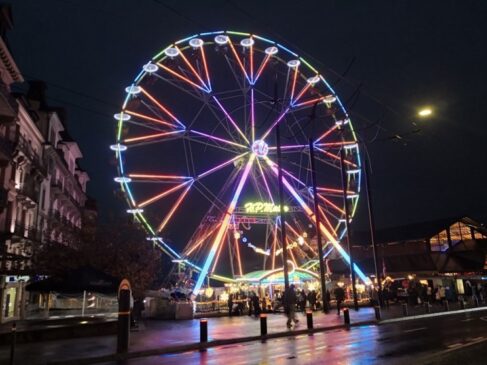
left=449, top=222, right=473, bottom=242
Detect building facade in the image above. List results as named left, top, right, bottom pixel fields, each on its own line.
left=0, top=6, right=91, bottom=322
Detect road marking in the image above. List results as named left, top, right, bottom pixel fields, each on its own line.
left=480, top=316, right=487, bottom=322
left=403, top=327, right=427, bottom=333
left=461, top=318, right=475, bottom=322
left=447, top=342, right=463, bottom=349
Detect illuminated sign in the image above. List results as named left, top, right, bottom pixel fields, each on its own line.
left=244, top=202, right=290, bottom=214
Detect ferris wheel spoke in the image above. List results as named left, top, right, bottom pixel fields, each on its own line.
left=211, top=96, right=250, bottom=145
left=156, top=181, right=193, bottom=232
left=316, top=193, right=345, bottom=215
left=156, top=61, right=209, bottom=93
left=315, top=124, right=339, bottom=143
left=192, top=154, right=255, bottom=294
left=314, top=147, right=357, bottom=168
left=123, top=130, right=185, bottom=145
left=291, top=81, right=312, bottom=107
left=289, top=66, right=299, bottom=104
left=195, top=152, right=248, bottom=180
left=124, top=110, right=180, bottom=130
left=128, top=174, right=192, bottom=183
left=227, top=37, right=251, bottom=84
left=199, top=44, right=212, bottom=92
left=253, top=53, right=271, bottom=85
left=250, top=88, right=255, bottom=143
left=256, top=158, right=274, bottom=204
left=137, top=179, right=193, bottom=208
left=139, top=87, right=186, bottom=129
left=184, top=223, right=221, bottom=257
left=260, top=107, right=290, bottom=141
left=285, top=222, right=317, bottom=257
left=188, top=129, right=248, bottom=150
left=174, top=45, right=211, bottom=92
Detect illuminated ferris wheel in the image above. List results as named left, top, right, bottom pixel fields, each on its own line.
left=111, top=31, right=370, bottom=293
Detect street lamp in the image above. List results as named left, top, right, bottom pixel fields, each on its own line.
left=418, top=108, right=433, bottom=118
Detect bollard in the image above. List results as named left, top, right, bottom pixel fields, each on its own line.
left=343, top=308, right=350, bottom=325
left=402, top=303, right=408, bottom=316
left=444, top=300, right=449, bottom=311
left=9, top=322, right=16, bottom=365
left=460, top=300, right=466, bottom=310
left=424, top=302, right=430, bottom=314
left=374, top=306, right=381, bottom=321
left=117, top=287, right=131, bottom=354
left=306, top=310, right=313, bottom=330
left=200, top=319, right=208, bottom=343
left=260, top=314, right=267, bottom=337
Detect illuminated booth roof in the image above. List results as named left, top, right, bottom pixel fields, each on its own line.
left=237, top=268, right=319, bottom=285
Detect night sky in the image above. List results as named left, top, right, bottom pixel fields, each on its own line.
left=7, top=0, right=487, bottom=239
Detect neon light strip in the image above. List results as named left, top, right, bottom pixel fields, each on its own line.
left=199, top=45, right=212, bottom=92
left=251, top=88, right=255, bottom=143
left=256, top=158, right=274, bottom=204
left=285, top=222, right=317, bottom=256
left=138, top=180, right=193, bottom=208
left=140, top=88, right=186, bottom=129
left=197, top=152, right=248, bottom=179
left=264, top=157, right=370, bottom=285
left=184, top=224, right=220, bottom=256
left=315, top=124, right=338, bottom=143
left=175, top=45, right=210, bottom=91
left=317, top=187, right=355, bottom=195
left=292, top=97, right=324, bottom=108
left=157, top=62, right=209, bottom=93
left=315, top=147, right=357, bottom=167
left=128, top=174, right=192, bottom=180
left=234, top=234, right=243, bottom=276
left=290, top=67, right=298, bottom=104
left=249, top=40, right=254, bottom=83
left=124, top=130, right=184, bottom=143
left=260, top=107, right=290, bottom=141
left=190, top=129, right=247, bottom=149
left=317, top=193, right=345, bottom=215
left=211, top=230, right=228, bottom=273
left=212, top=96, right=250, bottom=144
left=226, top=37, right=251, bottom=84
left=156, top=238, right=181, bottom=259
left=253, top=54, right=271, bottom=85
left=124, top=110, right=178, bottom=129
left=157, top=182, right=193, bottom=232
left=317, top=205, right=337, bottom=235
left=193, top=154, right=256, bottom=295
left=291, top=83, right=311, bottom=106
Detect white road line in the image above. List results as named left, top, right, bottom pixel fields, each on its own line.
left=461, top=318, right=475, bottom=322
left=403, top=327, right=427, bottom=333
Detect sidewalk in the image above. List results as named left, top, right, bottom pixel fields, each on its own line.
left=0, top=308, right=374, bottom=365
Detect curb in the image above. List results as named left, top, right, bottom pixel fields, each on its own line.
left=46, top=319, right=377, bottom=365
left=378, top=306, right=487, bottom=325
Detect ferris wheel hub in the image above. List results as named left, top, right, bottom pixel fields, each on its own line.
left=251, top=140, right=269, bottom=158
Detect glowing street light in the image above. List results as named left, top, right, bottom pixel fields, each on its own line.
left=418, top=108, right=433, bottom=117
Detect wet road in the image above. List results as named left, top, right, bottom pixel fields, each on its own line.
left=102, top=311, right=487, bottom=365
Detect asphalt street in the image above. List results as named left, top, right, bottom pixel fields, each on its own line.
left=101, top=311, right=487, bottom=365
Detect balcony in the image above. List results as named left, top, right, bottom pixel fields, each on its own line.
left=3, top=220, right=42, bottom=242
left=51, top=179, right=82, bottom=209
left=0, top=80, right=18, bottom=124
left=16, top=181, right=39, bottom=205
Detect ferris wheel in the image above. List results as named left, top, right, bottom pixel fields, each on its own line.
left=111, top=31, right=370, bottom=294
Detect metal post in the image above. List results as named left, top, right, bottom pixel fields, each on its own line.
left=9, top=322, right=16, bottom=365
left=424, top=302, right=430, bottom=314
left=276, top=123, right=289, bottom=292
left=117, top=287, right=131, bottom=353
left=260, top=314, right=267, bottom=337
left=200, top=319, right=208, bottom=343
left=339, top=134, right=358, bottom=311
left=363, top=155, right=382, bottom=307
left=306, top=310, right=313, bottom=330
left=309, top=136, right=328, bottom=314
left=374, top=306, right=381, bottom=320
left=81, top=290, right=86, bottom=317
left=343, top=308, right=350, bottom=325
left=444, top=299, right=449, bottom=311
left=460, top=300, right=466, bottom=310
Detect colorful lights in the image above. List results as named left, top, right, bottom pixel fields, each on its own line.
left=127, top=208, right=144, bottom=214
left=110, top=144, right=127, bottom=152
left=189, top=38, right=204, bottom=48
left=306, top=75, right=320, bottom=84
left=265, top=46, right=278, bottom=55
left=113, top=113, right=130, bottom=121
left=287, top=59, right=300, bottom=68
left=244, top=202, right=289, bottom=214
left=164, top=47, right=179, bottom=57
left=240, top=38, right=254, bottom=47
left=251, top=139, right=269, bottom=157
left=114, top=177, right=131, bottom=183
left=125, top=85, right=141, bottom=95
left=142, top=63, right=158, bottom=73
left=214, top=35, right=229, bottom=45
left=418, top=108, right=432, bottom=117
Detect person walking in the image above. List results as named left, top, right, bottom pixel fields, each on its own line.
left=334, top=285, right=345, bottom=315
left=251, top=292, right=261, bottom=317
left=308, top=290, right=317, bottom=311
left=283, top=284, right=299, bottom=328
left=228, top=293, right=234, bottom=317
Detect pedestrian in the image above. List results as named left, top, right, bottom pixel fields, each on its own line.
left=252, top=292, right=261, bottom=317
left=299, top=290, right=307, bottom=312
left=308, top=290, right=317, bottom=311
left=247, top=294, right=253, bottom=316
left=427, top=286, right=433, bottom=303
left=334, top=285, right=345, bottom=315
left=228, top=293, right=233, bottom=317
left=283, top=284, right=299, bottom=328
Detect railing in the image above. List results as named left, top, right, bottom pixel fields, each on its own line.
left=5, top=220, right=42, bottom=241
left=16, top=182, right=39, bottom=203
left=0, top=80, right=19, bottom=123
left=15, top=135, right=47, bottom=176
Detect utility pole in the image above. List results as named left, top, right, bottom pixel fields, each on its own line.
left=339, top=126, right=359, bottom=311
left=363, top=154, right=382, bottom=307
left=308, top=103, right=328, bottom=313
